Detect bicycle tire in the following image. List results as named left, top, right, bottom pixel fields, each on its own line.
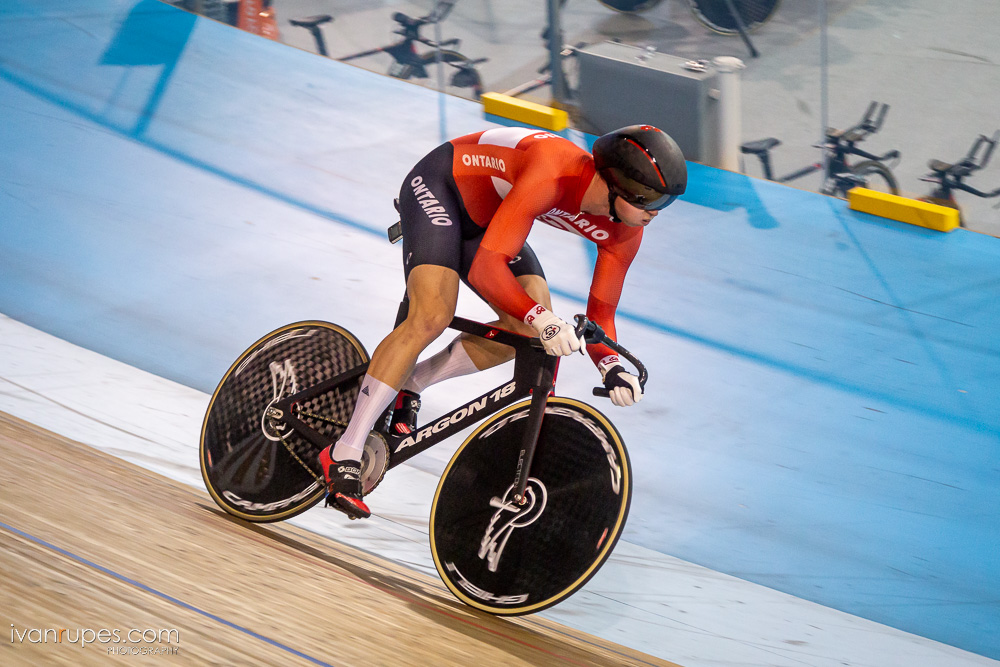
left=430, top=397, right=632, bottom=615
left=200, top=321, right=369, bottom=523
left=417, top=50, right=484, bottom=99
left=689, top=0, right=780, bottom=35
left=598, top=0, right=664, bottom=13
left=850, top=160, right=899, bottom=197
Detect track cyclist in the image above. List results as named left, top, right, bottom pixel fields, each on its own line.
left=320, top=124, right=687, bottom=519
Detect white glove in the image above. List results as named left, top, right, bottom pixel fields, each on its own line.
left=524, top=305, right=584, bottom=356
left=601, top=361, right=643, bottom=407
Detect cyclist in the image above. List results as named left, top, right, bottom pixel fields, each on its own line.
left=320, top=124, right=687, bottom=519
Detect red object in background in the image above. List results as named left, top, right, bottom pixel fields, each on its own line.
left=237, top=0, right=279, bottom=41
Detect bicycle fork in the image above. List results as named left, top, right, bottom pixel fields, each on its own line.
left=511, top=348, right=559, bottom=504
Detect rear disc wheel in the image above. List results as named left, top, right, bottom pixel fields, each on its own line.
left=200, top=321, right=368, bottom=522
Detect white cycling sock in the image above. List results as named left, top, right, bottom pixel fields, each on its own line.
left=332, top=376, right=397, bottom=461
left=403, top=338, right=480, bottom=394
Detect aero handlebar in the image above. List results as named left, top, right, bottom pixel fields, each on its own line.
left=573, top=315, right=649, bottom=398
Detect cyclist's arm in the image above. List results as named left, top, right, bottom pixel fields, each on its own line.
left=586, top=229, right=642, bottom=369
left=468, top=175, right=561, bottom=320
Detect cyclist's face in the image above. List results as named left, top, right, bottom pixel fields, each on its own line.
left=615, top=198, right=658, bottom=227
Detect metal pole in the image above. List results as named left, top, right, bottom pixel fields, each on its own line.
left=546, top=0, right=567, bottom=104
left=434, top=20, right=446, bottom=142
left=819, top=0, right=829, bottom=146
left=713, top=57, right=746, bottom=171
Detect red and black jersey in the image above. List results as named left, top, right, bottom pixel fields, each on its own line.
left=446, top=127, right=643, bottom=368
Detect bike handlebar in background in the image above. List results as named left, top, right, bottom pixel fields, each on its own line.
left=956, top=181, right=1000, bottom=198
left=974, top=132, right=999, bottom=167
left=855, top=100, right=888, bottom=134
left=871, top=101, right=889, bottom=132
left=923, top=131, right=1000, bottom=196
left=834, top=101, right=890, bottom=144
left=850, top=146, right=900, bottom=162
left=573, top=315, right=648, bottom=398
left=393, top=0, right=457, bottom=31
left=958, top=131, right=1000, bottom=172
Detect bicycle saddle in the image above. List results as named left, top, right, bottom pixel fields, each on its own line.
left=928, top=159, right=977, bottom=178
left=842, top=128, right=867, bottom=143
left=289, top=15, right=332, bottom=28
left=393, top=12, right=424, bottom=28
left=927, top=159, right=954, bottom=174
left=740, top=138, right=781, bottom=155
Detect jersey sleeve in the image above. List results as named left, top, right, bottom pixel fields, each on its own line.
left=586, top=226, right=642, bottom=368
left=467, top=161, right=565, bottom=320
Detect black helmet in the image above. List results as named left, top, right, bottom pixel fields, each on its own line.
left=593, top=125, right=687, bottom=213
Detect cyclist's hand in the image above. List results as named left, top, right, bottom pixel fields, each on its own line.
left=602, top=363, right=643, bottom=407
left=525, top=306, right=584, bottom=356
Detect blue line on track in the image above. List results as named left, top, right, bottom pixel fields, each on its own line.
left=0, top=520, right=337, bottom=667
left=0, top=66, right=376, bottom=238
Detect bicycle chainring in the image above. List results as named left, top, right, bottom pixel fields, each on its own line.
left=361, top=431, right=389, bottom=495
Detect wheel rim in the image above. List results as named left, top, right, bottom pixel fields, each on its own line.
left=430, top=398, right=631, bottom=614
left=200, top=321, right=368, bottom=522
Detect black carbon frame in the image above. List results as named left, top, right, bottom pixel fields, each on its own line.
left=269, top=316, right=560, bottom=476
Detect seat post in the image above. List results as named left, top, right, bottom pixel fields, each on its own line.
left=310, top=26, right=328, bottom=56
left=759, top=151, right=775, bottom=181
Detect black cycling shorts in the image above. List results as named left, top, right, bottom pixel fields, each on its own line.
left=397, top=142, right=545, bottom=298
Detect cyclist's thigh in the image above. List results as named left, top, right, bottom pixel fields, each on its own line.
left=404, top=264, right=460, bottom=323
left=399, top=143, right=477, bottom=283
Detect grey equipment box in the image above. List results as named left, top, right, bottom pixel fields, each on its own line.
left=576, top=42, right=721, bottom=165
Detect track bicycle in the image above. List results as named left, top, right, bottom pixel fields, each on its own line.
left=290, top=0, right=486, bottom=100
left=918, top=131, right=1000, bottom=228
left=741, top=101, right=901, bottom=199
left=200, top=306, right=645, bottom=615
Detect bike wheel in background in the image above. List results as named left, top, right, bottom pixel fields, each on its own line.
left=430, top=397, right=632, bottom=615
left=850, top=160, right=900, bottom=196
left=689, top=0, right=780, bottom=34
left=599, top=0, right=664, bottom=13
left=200, top=321, right=368, bottom=523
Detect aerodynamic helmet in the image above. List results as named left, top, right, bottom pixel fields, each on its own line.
left=592, top=125, right=687, bottom=215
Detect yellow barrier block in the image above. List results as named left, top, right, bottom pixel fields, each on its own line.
left=848, top=188, right=960, bottom=232
left=481, top=92, right=568, bottom=132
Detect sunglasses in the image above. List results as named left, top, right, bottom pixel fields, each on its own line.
left=630, top=192, right=678, bottom=211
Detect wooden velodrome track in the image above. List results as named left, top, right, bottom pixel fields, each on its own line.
left=0, top=411, right=676, bottom=666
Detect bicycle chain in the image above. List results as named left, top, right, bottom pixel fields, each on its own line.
left=269, top=418, right=325, bottom=485
left=293, top=407, right=348, bottom=429
left=268, top=404, right=348, bottom=485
